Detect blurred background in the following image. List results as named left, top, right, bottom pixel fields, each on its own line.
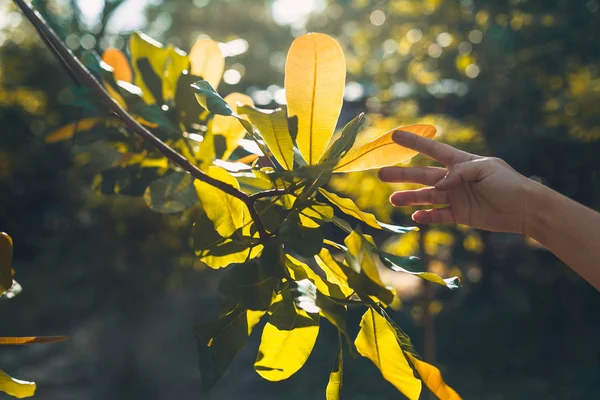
left=1, top=0, right=600, bottom=398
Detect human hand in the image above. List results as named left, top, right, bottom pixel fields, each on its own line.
left=378, top=130, right=536, bottom=234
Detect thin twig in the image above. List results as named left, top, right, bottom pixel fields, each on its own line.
left=12, top=0, right=278, bottom=239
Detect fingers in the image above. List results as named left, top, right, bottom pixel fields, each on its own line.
left=390, top=188, right=449, bottom=207
left=412, top=208, right=455, bottom=224
left=435, top=159, right=488, bottom=191
left=378, top=166, right=447, bottom=185
left=392, top=130, right=477, bottom=166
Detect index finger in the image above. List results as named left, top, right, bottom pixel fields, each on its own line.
left=392, top=129, right=477, bottom=166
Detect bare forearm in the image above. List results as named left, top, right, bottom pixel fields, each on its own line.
left=526, top=181, right=600, bottom=290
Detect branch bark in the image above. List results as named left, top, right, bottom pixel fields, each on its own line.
left=12, top=0, right=272, bottom=239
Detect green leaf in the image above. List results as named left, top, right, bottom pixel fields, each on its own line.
left=281, top=214, right=324, bottom=257
left=130, top=32, right=169, bottom=104
left=259, top=237, right=287, bottom=279
left=0, top=232, right=13, bottom=295
left=314, top=249, right=354, bottom=298
left=93, top=166, right=162, bottom=196
left=286, top=254, right=345, bottom=299
left=326, top=338, right=343, bottom=400
left=254, top=289, right=320, bottom=381
left=194, top=166, right=247, bottom=238
left=380, top=252, right=462, bottom=290
left=143, top=171, right=198, bottom=214
left=238, top=105, right=295, bottom=170
left=298, top=202, right=333, bottom=228
left=195, top=306, right=265, bottom=389
left=355, top=308, right=422, bottom=400
left=319, top=188, right=416, bottom=233
left=321, top=113, right=365, bottom=163
left=0, top=369, right=35, bottom=398
left=218, top=260, right=279, bottom=311
left=191, top=80, right=235, bottom=116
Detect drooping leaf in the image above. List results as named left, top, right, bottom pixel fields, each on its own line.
left=189, top=39, right=225, bottom=90
left=101, top=48, right=132, bottom=83
left=0, top=232, right=13, bottom=295
left=286, top=254, right=345, bottom=299
left=285, top=33, right=346, bottom=164
left=355, top=308, right=422, bottom=400
left=326, top=338, right=343, bottom=400
left=0, top=369, right=35, bottom=398
left=45, top=117, right=105, bottom=144
left=280, top=214, right=324, bottom=257
left=319, top=188, right=415, bottom=233
left=195, top=306, right=265, bottom=389
left=380, top=252, right=461, bottom=290
left=0, top=336, right=68, bottom=345
left=192, top=80, right=235, bottom=116
left=298, top=202, right=334, bottom=228
left=163, top=46, right=190, bottom=102
left=194, top=166, right=246, bottom=238
left=238, top=105, right=295, bottom=170
left=143, top=171, right=198, bottom=213
left=259, top=238, right=287, bottom=279
left=334, top=125, right=437, bottom=173
left=254, top=290, right=320, bottom=381
left=218, top=260, right=279, bottom=311
left=212, top=93, right=255, bottom=160
left=406, top=353, right=462, bottom=400
left=321, top=113, right=365, bottom=163
left=314, top=249, right=354, bottom=298
left=175, top=71, right=209, bottom=129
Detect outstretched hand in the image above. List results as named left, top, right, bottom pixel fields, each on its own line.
left=378, top=130, right=535, bottom=235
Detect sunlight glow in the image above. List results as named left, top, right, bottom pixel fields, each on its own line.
left=271, top=0, right=326, bottom=27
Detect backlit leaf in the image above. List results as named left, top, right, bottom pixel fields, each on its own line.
left=189, top=39, right=225, bottom=90
left=406, top=354, right=462, bottom=400
left=380, top=252, right=461, bottom=290
left=0, top=232, right=13, bottom=295
left=195, top=306, right=265, bottom=389
left=326, top=339, right=343, bottom=400
left=101, top=48, right=132, bottom=83
left=314, top=249, right=354, bottom=298
left=192, top=80, right=234, bottom=116
left=281, top=215, right=324, bottom=257
left=285, top=33, right=346, bottom=164
left=355, top=308, right=422, bottom=400
left=286, top=254, right=345, bottom=299
left=163, top=46, right=190, bottom=102
left=0, top=336, right=68, bottom=345
left=0, top=369, right=35, bottom=398
left=194, top=166, right=246, bottom=238
left=213, top=93, right=255, bottom=160
left=129, top=32, right=170, bottom=104
left=334, top=125, right=437, bottom=173
left=254, top=290, right=320, bottom=381
left=239, top=105, right=294, bottom=170
left=144, top=171, right=198, bottom=214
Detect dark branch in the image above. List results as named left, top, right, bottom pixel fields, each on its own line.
left=12, top=0, right=277, bottom=238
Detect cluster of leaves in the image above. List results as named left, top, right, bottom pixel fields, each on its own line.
left=0, top=233, right=66, bottom=398
left=45, top=27, right=463, bottom=399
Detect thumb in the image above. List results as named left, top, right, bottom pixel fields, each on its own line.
left=435, top=160, right=484, bottom=191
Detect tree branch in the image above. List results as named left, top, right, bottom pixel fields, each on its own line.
left=12, top=0, right=278, bottom=239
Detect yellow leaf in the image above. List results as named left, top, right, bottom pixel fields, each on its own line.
left=212, top=93, right=254, bottom=160
left=319, top=188, right=383, bottom=231
left=0, top=232, right=13, bottom=294
left=194, top=166, right=246, bottom=237
left=199, top=242, right=263, bottom=270
left=189, top=39, right=225, bottom=90
left=286, top=254, right=345, bottom=298
left=285, top=33, right=346, bottom=164
left=239, top=106, right=294, bottom=170
left=406, top=354, right=462, bottom=400
left=254, top=290, right=319, bottom=381
left=0, top=336, right=68, bottom=345
left=129, top=32, right=170, bottom=104
left=314, top=249, right=354, bottom=298
left=163, top=46, right=190, bottom=102
left=0, top=369, right=36, bottom=398
left=326, top=340, right=343, bottom=400
left=101, top=48, right=132, bottom=83
left=334, top=125, right=437, bottom=173
left=344, top=231, right=384, bottom=287
left=355, top=308, right=422, bottom=400
left=45, top=118, right=105, bottom=144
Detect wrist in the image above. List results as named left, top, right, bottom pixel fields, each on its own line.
left=523, top=179, right=553, bottom=240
